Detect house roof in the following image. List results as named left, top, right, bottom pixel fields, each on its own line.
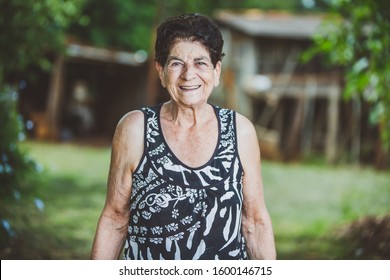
left=215, top=10, right=325, bottom=39
left=65, top=37, right=147, bottom=66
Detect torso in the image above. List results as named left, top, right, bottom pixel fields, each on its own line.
left=124, top=103, right=247, bottom=260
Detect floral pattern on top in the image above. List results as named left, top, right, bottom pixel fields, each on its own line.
left=124, top=104, right=247, bottom=260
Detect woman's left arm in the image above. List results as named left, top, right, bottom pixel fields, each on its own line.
left=236, top=113, right=277, bottom=260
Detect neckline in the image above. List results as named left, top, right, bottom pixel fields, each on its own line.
left=156, top=103, right=221, bottom=170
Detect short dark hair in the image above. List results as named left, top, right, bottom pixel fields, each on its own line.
left=155, top=13, right=224, bottom=68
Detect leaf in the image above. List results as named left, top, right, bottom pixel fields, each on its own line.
left=352, top=57, right=369, bottom=74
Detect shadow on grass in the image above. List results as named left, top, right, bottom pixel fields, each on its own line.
left=275, top=232, right=347, bottom=260
left=0, top=174, right=104, bottom=260
left=1, top=226, right=88, bottom=260
left=275, top=216, right=390, bottom=260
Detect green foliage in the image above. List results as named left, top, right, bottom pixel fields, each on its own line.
left=0, top=86, right=36, bottom=196
left=0, top=0, right=85, bottom=193
left=307, top=0, right=390, bottom=151
left=67, top=0, right=326, bottom=52
left=0, top=0, right=84, bottom=243
left=0, top=86, right=47, bottom=247
left=0, top=0, right=84, bottom=80
left=68, top=0, right=159, bottom=51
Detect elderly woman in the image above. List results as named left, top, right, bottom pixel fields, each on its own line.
left=91, top=13, right=276, bottom=260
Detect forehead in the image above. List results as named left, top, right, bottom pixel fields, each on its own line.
left=169, top=40, right=211, bottom=60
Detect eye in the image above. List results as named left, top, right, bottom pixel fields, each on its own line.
left=167, top=61, right=183, bottom=71
left=168, top=60, right=182, bottom=66
left=196, top=61, right=211, bottom=70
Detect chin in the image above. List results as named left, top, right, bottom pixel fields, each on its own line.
left=178, top=98, right=208, bottom=107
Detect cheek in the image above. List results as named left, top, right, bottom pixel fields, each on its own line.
left=204, top=73, right=219, bottom=88
left=161, top=74, right=173, bottom=88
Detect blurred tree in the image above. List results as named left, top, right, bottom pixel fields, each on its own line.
left=68, top=0, right=329, bottom=52
left=0, top=0, right=83, bottom=196
left=0, top=86, right=35, bottom=195
left=306, top=0, right=390, bottom=166
left=0, top=0, right=84, bottom=245
left=67, top=0, right=156, bottom=51
left=0, top=0, right=84, bottom=83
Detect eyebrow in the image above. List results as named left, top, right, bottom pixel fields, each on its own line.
left=167, top=56, right=183, bottom=63
left=167, top=55, right=211, bottom=63
left=194, top=56, right=211, bottom=62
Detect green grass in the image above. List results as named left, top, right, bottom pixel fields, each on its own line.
left=1, top=141, right=111, bottom=259
left=262, top=161, right=390, bottom=259
left=1, top=141, right=389, bottom=259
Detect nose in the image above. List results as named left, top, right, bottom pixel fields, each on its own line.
left=181, top=63, right=196, bottom=80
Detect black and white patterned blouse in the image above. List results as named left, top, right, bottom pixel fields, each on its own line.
left=124, top=104, right=247, bottom=260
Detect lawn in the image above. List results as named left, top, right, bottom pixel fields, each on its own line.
left=1, top=141, right=389, bottom=259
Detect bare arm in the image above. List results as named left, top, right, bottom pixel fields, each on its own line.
left=91, top=110, right=144, bottom=259
left=237, top=113, right=276, bottom=260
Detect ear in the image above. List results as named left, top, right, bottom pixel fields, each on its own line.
left=155, top=62, right=166, bottom=88
left=213, top=61, right=222, bottom=87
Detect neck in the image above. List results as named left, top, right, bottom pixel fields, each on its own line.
left=163, top=101, right=211, bottom=127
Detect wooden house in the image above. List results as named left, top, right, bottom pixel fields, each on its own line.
left=214, top=10, right=370, bottom=163
left=22, top=37, right=148, bottom=142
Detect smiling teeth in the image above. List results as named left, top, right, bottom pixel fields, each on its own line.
left=180, top=85, right=201, bottom=90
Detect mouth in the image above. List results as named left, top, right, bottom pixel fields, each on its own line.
left=179, top=85, right=201, bottom=91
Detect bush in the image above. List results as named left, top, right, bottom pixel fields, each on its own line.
left=0, top=85, right=36, bottom=196
left=0, top=85, right=41, bottom=251
left=340, top=215, right=390, bottom=259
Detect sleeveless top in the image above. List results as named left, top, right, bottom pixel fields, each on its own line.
left=123, top=104, right=247, bottom=260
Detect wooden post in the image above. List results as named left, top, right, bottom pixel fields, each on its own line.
left=286, top=97, right=304, bottom=160
left=237, top=38, right=257, bottom=119
left=218, top=28, right=234, bottom=109
left=223, top=68, right=236, bottom=109
left=146, top=2, right=166, bottom=106
left=46, top=55, right=65, bottom=140
left=301, top=76, right=317, bottom=155
left=146, top=36, right=160, bottom=106
left=325, top=85, right=340, bottom=163
left=351, top=96, right=361, bottom=164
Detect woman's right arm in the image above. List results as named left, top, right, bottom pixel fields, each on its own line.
left=91, top=110, right=144, bottom=259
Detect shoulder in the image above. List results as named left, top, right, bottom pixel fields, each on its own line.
left=235, top=112, right=257, bottom=138
left=111, top=110, right=145, bottom=170
left=116, top=110, right=144, bottom=133
left=235, top=112, right=260, bottom=162
left=113, top=110, right=144, bottom=142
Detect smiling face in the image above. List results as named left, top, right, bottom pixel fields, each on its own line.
left=156, top=40, right=221, bottom=108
